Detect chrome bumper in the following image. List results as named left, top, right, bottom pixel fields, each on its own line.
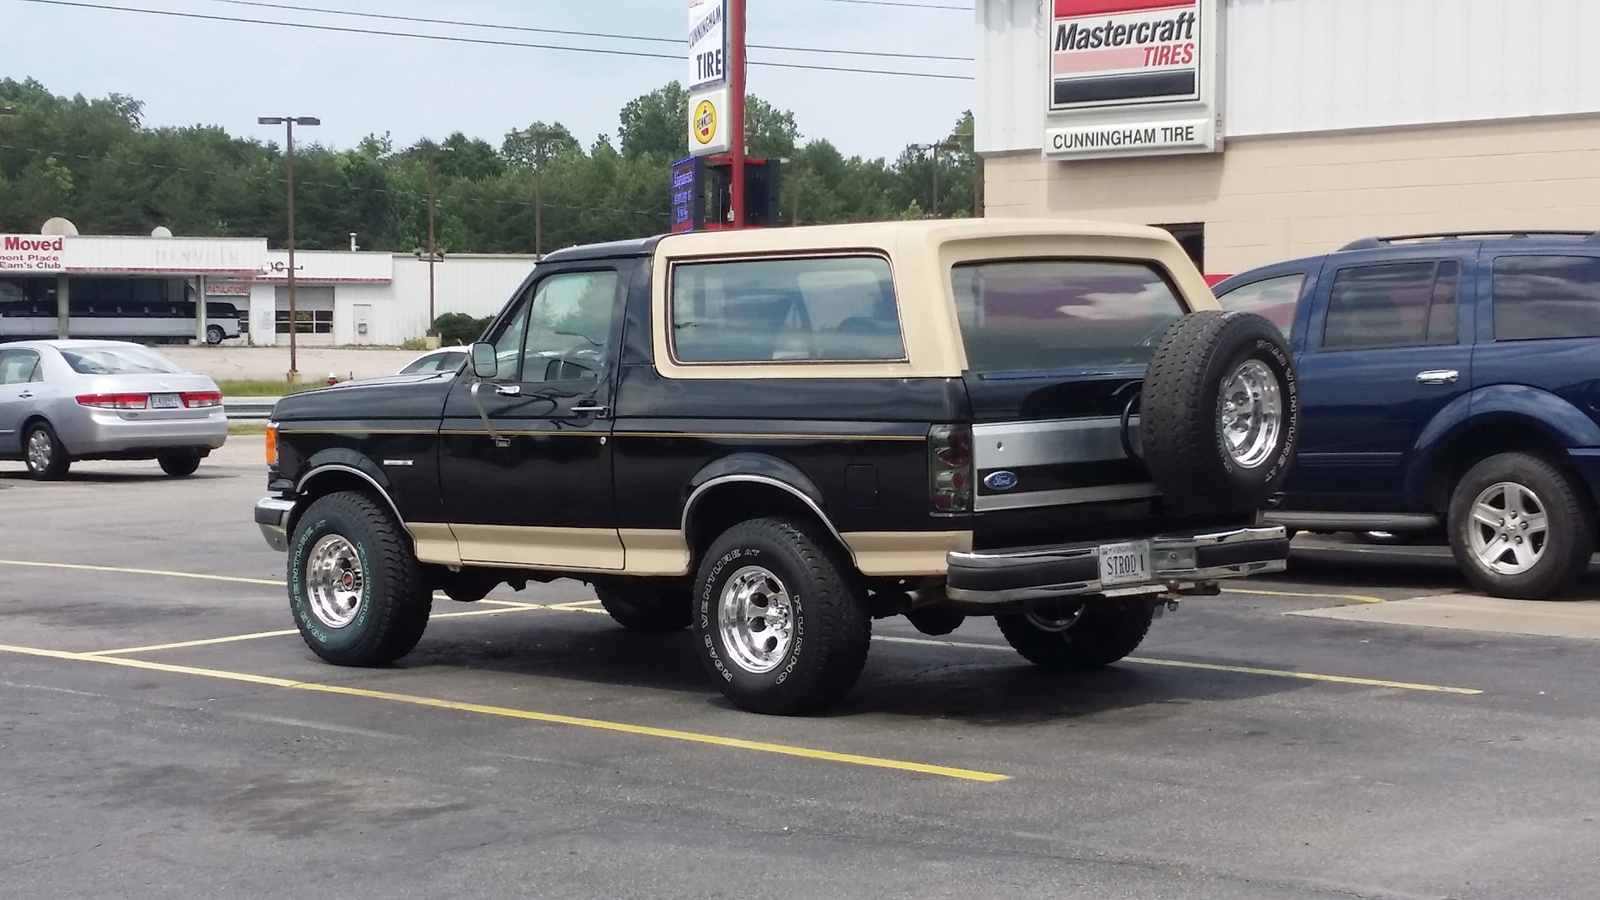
left=944, top=525, right=1288, bottom=605
left=255, top=496, right=296, bottom=553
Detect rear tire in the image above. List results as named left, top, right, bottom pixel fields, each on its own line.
left=596, top=581, right=693, bottom=631
left=205, top=324, right=226, bottom=345
left=997, top=599, right=1156, bottom=671
left=692, top=517, right=871, bottom=715
left=1447, top=452, right=1595, bottom=600
left=288, top=491, right=432, bottom=665
left=23, top=421, right=70, bottom=481
left=1141, top=311, right=1299, bottom=513
left=158, top=451, right=202, bottom=477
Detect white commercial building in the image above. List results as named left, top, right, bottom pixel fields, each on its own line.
left=976, top=0, right=1600, bottom=275
left=0, top=229, right=536, bottom=346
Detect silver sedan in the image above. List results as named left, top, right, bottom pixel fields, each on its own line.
left=0, top=340, right=228, bottom=480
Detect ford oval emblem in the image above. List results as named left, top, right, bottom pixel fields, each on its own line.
left=984, top=470, right=1019, bottom=492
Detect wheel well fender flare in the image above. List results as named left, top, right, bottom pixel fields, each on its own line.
left=1408, top=384, right=1600, bottom=505
left=680, top=453, right=849, bottom=557
left=292, top=451, right=407, bottom=537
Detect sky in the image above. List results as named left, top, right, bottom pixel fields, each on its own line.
left=4, top=0, right=975, bottom=160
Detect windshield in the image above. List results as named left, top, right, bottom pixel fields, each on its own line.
left=951, top=259, right=1185, bottom=372
left=60, top=345, right=184, bottom=375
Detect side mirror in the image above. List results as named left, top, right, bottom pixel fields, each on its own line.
left=469, top=342, right=498, bottom=379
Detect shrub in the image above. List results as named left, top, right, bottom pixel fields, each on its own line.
left=430, top=313, right=493, bottom=346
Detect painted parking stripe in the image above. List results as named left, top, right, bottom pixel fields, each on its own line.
left=0, top=558, right=283, bottom=586
left=1225, top=587, right=1387, bottom=604
left=0, top=642, right=1009, bottom=783
left=83, top=599, right=549, bottom=657
left=872, top=635, right=1481, bottom=695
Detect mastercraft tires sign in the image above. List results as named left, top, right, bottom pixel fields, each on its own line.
left=1044, top=0, right=1220, bottom=161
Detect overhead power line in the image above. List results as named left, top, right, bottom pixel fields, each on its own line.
left=14, top=0, right=974, bottom=80
left=201, top=0, right=975, bottom=62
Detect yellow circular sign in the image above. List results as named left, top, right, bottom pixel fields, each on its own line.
left=692, top=99, right=717, bottom=146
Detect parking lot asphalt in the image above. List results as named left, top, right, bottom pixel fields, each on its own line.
left=4, top=443, right=1600, bottom=899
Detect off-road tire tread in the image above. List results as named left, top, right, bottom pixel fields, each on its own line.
left=696, top=517, right=871, bottom=715
left=996, top=600, right=1156, bottom=671
left=596, top=582, right=693, bottom=632
left=1142, top=310, right=1297, bottom=513
left=1447, top=452, right=1596, bottom=600
left=291, top=490, right=431, bottom=665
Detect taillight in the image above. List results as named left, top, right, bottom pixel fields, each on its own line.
left=182, top=390, right=223, bottom=408
left=75, top=393, right=148, bottom=410
left=929, top=424, right=973, bottom=513
left=265, top=422, right=278, bottom=469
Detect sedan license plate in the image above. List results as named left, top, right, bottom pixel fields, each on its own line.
left=1099, top=540, right=1151, bottom=587
left=150, top=393, right=182, bottom=409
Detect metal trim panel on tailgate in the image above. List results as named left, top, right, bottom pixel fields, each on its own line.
left=972, top=417, right=1153, bottom=511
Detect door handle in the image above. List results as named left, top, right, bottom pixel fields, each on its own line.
left=17, top=391, right=32, bottom=399
left=494, top=384, right=521, bottom=396
left=568, top=402, right=609, bottom=416
left=1416, top=369, right=1459, bottom=385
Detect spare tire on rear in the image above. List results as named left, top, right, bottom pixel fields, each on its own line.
left=1140, top=310, right=1299, bottom=513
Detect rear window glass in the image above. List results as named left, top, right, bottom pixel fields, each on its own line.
left=671, top=256, right=905, bottom=363
left=59, top=345, right=183, bottom=375
left=950, top=259, right=1184, bottom=372
left=1492, top=255, right=1600, bottom=341
left=1321, top=260, right=1460, bottom=350
left=1216, top=273, right=1304, bottom=336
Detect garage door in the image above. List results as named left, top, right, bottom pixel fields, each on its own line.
left=275, top=286, right=336, bottom=346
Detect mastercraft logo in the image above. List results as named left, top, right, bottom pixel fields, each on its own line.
left=1050, top=0, right=1203, bottom=110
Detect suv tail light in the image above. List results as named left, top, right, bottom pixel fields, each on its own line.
left=928, top=424, right=973, bottom=513
left=182, top=390, right=223, bottom=408
left=75, top=393, right=148, bottom=410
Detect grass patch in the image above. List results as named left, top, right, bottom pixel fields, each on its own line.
left=228, top=422, right=270, bottom=436
left=216, top=379, right=321, bottom=396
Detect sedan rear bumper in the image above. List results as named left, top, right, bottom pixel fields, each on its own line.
left=255, top=496, right=296, bottom=552
left=945, top=525, right=1288, bottom=604
left=60, top=410, right=228, bottom=457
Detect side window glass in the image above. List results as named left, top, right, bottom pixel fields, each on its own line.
left=487, top=290, right=533, bottom=383
left=1215, top=273, right=1304, bottom=337
left=1491, top=255, right=1600, bottom=341
left=1322, top=260, right=1459, bottom=350
left=0, top=350, right=40, bottom=385
left=521, top=270, right=619, bottom=383
left=671, top=256, right=905, bottom=363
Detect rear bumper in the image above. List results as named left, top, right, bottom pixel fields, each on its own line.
left=945, top=525, right=1288, bottom=604
left=255, top=496, right=296, bottom=552
left=60, top=409, right=228, bottom=457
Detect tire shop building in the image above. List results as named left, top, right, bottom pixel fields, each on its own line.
left=975, top=0, right=1600, bottom=276
left=0, top=227, right=536, bottom=346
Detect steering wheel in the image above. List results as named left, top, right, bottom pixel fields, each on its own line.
left=551, top=344, right=602, bottom=381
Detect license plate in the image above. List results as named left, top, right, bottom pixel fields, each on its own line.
left=1099, top=540, right=1151, bottom=586
left=150, top=393, right=181, bottom=409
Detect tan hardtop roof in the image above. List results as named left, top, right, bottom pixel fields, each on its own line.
left=655, top=217, right=1182, bottom=255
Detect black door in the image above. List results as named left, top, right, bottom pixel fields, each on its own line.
left=438, top=265, right=626, bottom=570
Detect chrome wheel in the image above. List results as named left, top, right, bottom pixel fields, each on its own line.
left=305, top=534, right=365, bottom=629
left=1218, top=359, right=1283, bottom=469
left=25, top=429, right=52, bottom=472
left=1467, top=481, right=1549, bottom=576
left=717, top=565, right=794, bottom=674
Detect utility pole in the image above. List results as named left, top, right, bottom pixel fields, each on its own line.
left=911, top=142, right=943, bottom=218
left=258, top=115, right=319, bottom=383
left=729, top=0, right=747, bottom=228
left=514, top=128, right=563, bottom=256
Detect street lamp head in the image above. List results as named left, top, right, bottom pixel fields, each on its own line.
left=293, top=117, right=321, bottom=127
left=258, top=116, right=285, bottom=125
left=258, top=116, right=319, bottom=126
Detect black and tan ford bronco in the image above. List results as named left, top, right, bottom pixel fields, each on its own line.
left=255, top=219, right=1299, bottom=714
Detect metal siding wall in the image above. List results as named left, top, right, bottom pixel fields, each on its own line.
left=979, top=0, right=1600, bottom=152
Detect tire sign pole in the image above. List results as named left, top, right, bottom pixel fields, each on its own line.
left=729, top=0, right=747, bottom=229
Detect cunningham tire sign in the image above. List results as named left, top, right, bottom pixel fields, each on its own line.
left=1045, top=0, right=1221, bottom=161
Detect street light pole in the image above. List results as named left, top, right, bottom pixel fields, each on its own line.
left=514, top=128, right=562, bottom=257
left=427, top=150, right=437, bottom=329
left=258, top=115, right=320, bottom=383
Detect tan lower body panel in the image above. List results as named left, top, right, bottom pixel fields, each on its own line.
left=411, top=523, right=964, bottom=579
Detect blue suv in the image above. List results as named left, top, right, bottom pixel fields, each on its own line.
left=1214, top=231, right=1600, bottom=599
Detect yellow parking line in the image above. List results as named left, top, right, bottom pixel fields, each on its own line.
left=1225, top=587, right=1388, bottom=604
left=871, top=635, right=1481, bottom=695
left=0, top=558, right=282, bottom=586
left=0, top=642, right=1008, bottom=783
left=83, top=599, right=554, bottom=657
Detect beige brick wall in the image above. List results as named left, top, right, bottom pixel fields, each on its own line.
left=984, top=115, right=1600, bottom=275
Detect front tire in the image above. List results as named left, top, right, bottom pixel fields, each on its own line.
left=997, top=598, right=1156, bottom=671
left=693, top=518, right=871, bottom=715
left=288, top=491, right=432, bottom=665
left=205, top=324, right=226, bottom=345
left=158, top=451, right=202, bottom=477
left=23, top=421, right=70, bottom=480
left=596, top=581, right=693, bottom=632
left=1448, top=452, right=1595, bottom=600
